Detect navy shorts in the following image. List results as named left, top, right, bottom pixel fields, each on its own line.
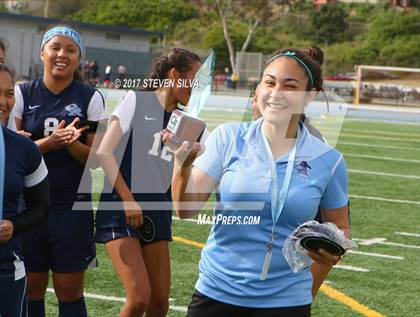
left=0, top=277, right=27, bottom=317
left=187, top=291, right=311, bottom=317
left=95, top=211, right=172, bottom=246
left=22, top=205, right=96, bottom=273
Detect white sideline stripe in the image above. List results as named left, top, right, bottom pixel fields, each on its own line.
left=46, top=289, right=187, bottom=312
left=349, top=194, right=420, bottom=205
left=319, top=126, right=420, bottom=138
left=342, top=117, right=420, bottom=125
left=378, top=241, right=420, bottom=249
left=333, top=133, right=419, bottom=143
left=353, top=238, right=420, bottom=249
left=395, top=232, right=420, bottom=238
left=353, top=238, right=387, bottom=246
left=346, top=250, right=404, bottom=260
left=348, top=169, right=420, bottom=179
left=334, top=265, right=369, bottom=272
left=339, top=141, right=420, bottom=151
left=344, top=153, right=420, bottom=164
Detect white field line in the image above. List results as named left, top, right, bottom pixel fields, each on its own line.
left=344, top=153, right=420, bottom=164
left=339, top=141, right=420, bottom=151
left=206, top=120, right=420, bottom=139
left=171, top=197, right=420, bottom=222
left=342, top=117, right=420, bottom=124
left=394, top=232, right=420, bottom=238
left=353, top=238, right=387, bottom=246
left=326, top=132, right=419, bottom=143
left=353, top=238, right=420, bottom=249
left=378, top=241, right=420, bottom=249
left=349, top=194, right=420, bottom=205
left=348, top=169, right=420, bottom=179
left=334, top=265, right=369, bottom=272
left=318, top=126, right=420, bottom=138
left=46, top=288, right=188, bottom=312
left=346, top=250, right=404, bottom=260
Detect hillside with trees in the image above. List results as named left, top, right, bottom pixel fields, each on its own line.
left=2, top=0, right=419, bottom=75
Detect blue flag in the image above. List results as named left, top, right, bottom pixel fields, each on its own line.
left=186, top=49, right=215, bottom=118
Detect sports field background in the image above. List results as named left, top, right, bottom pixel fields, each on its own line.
left=44, top=92, right=419, bottom=317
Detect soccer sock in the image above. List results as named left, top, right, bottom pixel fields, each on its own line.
left=58, top=296, right=87, bottom=317
left=28, top=298, right=46, bottom=317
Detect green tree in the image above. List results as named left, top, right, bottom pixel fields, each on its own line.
left=200, top=21, right=247, bottom=69
left=72, top=0, right=198, bottom=33
left=310, top=4, right=349, bottom=44
left=353, top=10, right=420, bottom=67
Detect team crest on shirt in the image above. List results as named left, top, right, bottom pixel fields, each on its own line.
left=295, top=161, right=311, bottom=180
left=65, top=104, right=83, bottom=117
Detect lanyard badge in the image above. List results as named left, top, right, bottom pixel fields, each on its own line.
left=260, top=130, right=299, bottom=281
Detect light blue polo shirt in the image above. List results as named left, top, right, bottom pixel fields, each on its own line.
left=193, top=118, right=348, bottom=308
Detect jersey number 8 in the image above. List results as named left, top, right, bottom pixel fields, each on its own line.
left=44, top=118, right=59, bottom=137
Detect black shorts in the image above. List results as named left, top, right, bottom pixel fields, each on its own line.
left=22, top=206, right=96, bottom=273
left=186, top=291, right=311, bottom=317
left=95, top=212, right=172, bottom=246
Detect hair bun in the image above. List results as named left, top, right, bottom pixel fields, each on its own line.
left=303, top=46, right=324, bottom=66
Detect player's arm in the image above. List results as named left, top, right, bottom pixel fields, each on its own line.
left=310, top=204, right=351, bottom=297
left=0, top=150, right=49, bottom=243
left=171, top=142, right=217, bottom=219
left=310, top=155, right=350, bottom=297
left=10, top=178, right=50, bottom=234
left=66, top=91, right=108, bottom=166
left=14, top=117, right=74, bottom=154
left=65, top=118, right=108, bottom=166
left=0, top=179, right=50, bottom=242
left=96, top=117, right=143, bottom=227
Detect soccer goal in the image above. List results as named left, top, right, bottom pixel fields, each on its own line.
left=353, top=65, right=420, bottom=107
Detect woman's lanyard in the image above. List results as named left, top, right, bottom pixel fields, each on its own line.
left=260, top=129, right=298, bottom=280
left=0, top=126, right=5, bottom=221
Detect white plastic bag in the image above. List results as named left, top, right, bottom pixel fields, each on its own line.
left=283, top=220, right=357, bottom=273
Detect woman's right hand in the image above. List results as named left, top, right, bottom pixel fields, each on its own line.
left=161, top=131, right=203, bottom=168
left=123, top=199, right=144, bottom=228
left=47, top=120, right=74, bottom=150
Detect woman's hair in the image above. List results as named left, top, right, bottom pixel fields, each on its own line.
left=145, top=48, right=201, bottom=91
left=265, top=46, right=325, bottom=136
left=43, top=23, right=84, bottom=82
left=0, top=63, right=15, bottom=85
left=266, top=46, right=324, bottom=91
left=0, top=38, right=5, bottom=55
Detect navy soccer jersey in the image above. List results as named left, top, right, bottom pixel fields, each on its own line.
left=95, top=90, right=208, bottom=244
left=0, top=126, right=48, bottom=281
left=8, top=78, right=107, bottom=205
left=96, top=91, right=175, bottom=230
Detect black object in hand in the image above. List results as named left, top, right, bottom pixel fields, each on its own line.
left=300, top=236, right=345, bottom=256
left=75, top=120, right=104, bottom=133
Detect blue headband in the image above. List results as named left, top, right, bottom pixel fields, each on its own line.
left=41, top=26, right=84, bottom=56
left=266, top=51, right=314, bottom=88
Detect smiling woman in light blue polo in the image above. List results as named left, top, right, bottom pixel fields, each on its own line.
left=168, top=46, right=351, bottom=317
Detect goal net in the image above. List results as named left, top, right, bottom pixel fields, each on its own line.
left=354, top=65, right=420, bottom=107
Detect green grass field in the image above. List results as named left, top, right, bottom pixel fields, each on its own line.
left=45, top=95, right=420, bottom=317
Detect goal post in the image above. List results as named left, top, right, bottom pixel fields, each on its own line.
left=353, top=65, right=420, bottom=106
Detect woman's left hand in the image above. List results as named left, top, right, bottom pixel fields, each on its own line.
left=307, top=249, right=342, bottom=267
left=0, top=220, right=14, bottom=243
left=65, top=118, right=88, bottom=145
